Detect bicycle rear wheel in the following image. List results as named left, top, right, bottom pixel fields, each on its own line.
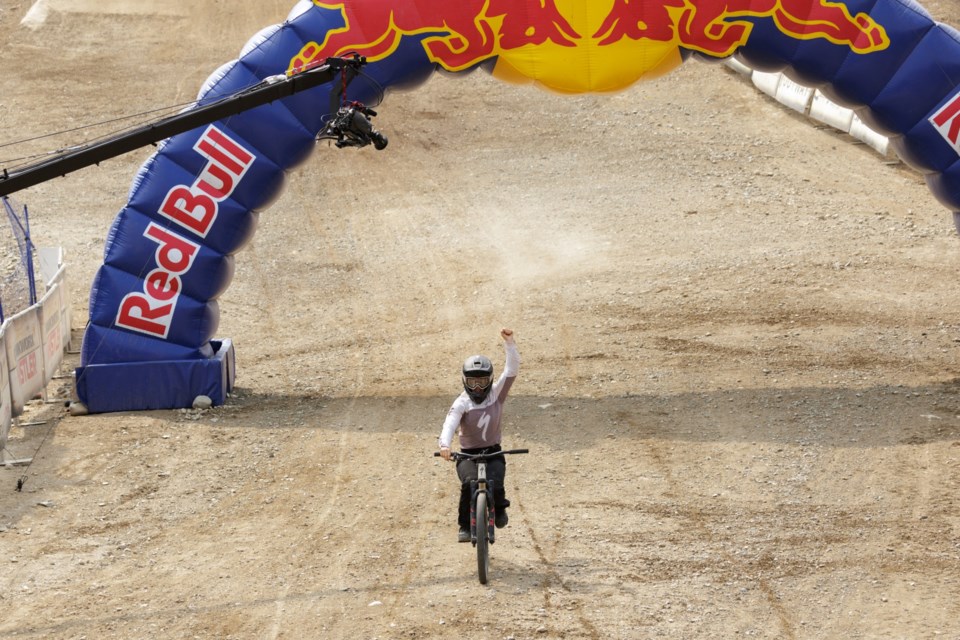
left=475, top=491, right=490, bottom=584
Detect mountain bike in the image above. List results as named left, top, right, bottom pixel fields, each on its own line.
left=435, top=448, right=528, bottom=584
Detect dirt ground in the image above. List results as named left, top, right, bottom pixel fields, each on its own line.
left=2, top=1, right=960, bottom=638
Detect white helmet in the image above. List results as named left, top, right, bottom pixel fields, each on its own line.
left=462, top=355, right=493, bottom=403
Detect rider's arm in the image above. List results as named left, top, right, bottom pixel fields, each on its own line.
left=500, top=327, right=519, bottom=377
left=438, top=400, right=465, bottom=450
left=492, top=330, right=520, bottom=403
left=503, top=340, right=519, bottom=378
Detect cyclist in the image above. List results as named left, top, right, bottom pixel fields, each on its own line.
left=438, top=328, right=520, bottom=543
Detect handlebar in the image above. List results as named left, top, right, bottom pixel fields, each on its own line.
left=433, top=449, right=529, bottom=461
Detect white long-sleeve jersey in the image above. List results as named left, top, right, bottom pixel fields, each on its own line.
left=438, top=341, right=520, bottom=450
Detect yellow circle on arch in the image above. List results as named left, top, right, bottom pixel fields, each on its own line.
left=488, top=0, right=685, bottom=94
left=491, top=39, right=684, bottom=94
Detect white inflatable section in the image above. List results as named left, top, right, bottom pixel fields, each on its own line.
left=198, top=60, right=242, bottom=99
left=287, top=0, right=315, bottom=21
left=810, top=91, right=855, bottom=132
left=726, top=60, right=890, bottom=157
left=240, top=24, right=284, bottom=59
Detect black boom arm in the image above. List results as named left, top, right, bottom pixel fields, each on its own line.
left=0, top=56, right=365, bottom=197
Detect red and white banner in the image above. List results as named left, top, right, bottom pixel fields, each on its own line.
left=4, top=306, right=44, bottom=416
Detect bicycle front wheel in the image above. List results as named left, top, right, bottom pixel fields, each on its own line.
left=475, top=491, right=490, bottom=584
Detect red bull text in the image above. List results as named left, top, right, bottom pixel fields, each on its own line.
left=116, top=125, right=255, bottom=338
left=931, top=90, right=960, bottom=155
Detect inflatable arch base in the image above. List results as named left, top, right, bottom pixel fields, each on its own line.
left=74, top=339, right=236, bottom=413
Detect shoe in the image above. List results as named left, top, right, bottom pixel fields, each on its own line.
left=458, top=527, right=470, bottom=543
left=495, top=509, right=508, bottom=529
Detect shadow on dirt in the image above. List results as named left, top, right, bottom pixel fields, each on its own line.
left=2, top=379, right=956, bottom=536
left=221, top=379, right=960, bottom=450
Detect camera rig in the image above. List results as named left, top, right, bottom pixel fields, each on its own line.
left=320, top=101, right=388, bottom=150
left=317, top=54, right=388, bottom=151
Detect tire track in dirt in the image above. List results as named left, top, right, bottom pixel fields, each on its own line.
left=514, top=487, right=603, bottom=639
left=262, top=366, right=376, bottom=637
left=374, top=434, right=435, bottom=625
left=264, top=426, right=353, bottom=640
left=642, top=439, right=799, bottom=639
left=907, top=443, right=934, bottom=522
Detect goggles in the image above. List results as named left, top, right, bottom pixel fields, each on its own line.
left=464, top=375, right=492, bottom=391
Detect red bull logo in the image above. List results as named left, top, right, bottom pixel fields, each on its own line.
left=290, top=0, right=889, bottom=92
left=291, top=0, right=581, bottom=74
left=930, top=89, right=960, bottom=155
left=598, top=0, right=888, bottom=57
left=116, top=125, right=255, bottom=339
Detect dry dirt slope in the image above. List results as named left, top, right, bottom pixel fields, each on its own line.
left=2, top=1, right=960, bottom=639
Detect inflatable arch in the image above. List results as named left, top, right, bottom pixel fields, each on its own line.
left=75, top=0, right=960, bottom=412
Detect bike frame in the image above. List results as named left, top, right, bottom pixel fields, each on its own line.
left=435, top=448, right=528, bottom=584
